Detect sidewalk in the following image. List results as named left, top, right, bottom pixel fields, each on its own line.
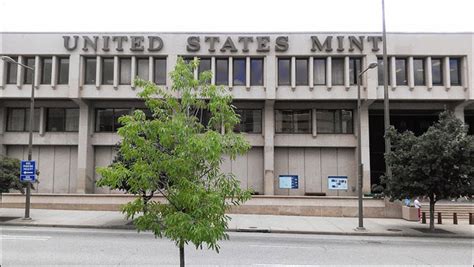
left=1, top=208, right=472, bottom=239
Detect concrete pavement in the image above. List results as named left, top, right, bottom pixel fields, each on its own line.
left=1, top=208, right=472, bottom=239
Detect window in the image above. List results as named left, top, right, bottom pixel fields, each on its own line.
left=215, top=58, right=228, bottom=85
left=331, top=58, right=344, bottom=85
left=395, top=58, right=407, bottom=85
left=119, top=58, right=131, bottom=85
left=413, top=58, right=425, bottom=86
left=58, top=58, right=69, bottom=84
left=6, top=56, right=18, bottom=84
left=275, top=110, right=311, bottom=133
left=46, top=108, right=79, bottom=132
left=84, top=58, right=97, bottom=84
left=313, top=58, right=326, bottom=85
left=235, top=109, right=262, bottom=133
left=40, top=57, right=52, bottom=84
left=6, top=108, right=40, bottom=132
left=95, top=108, right=131, bottom=132
left=198, top=58, right=211, bottom=80
left=154, top=58, right=166, bottom=85
left=233, top=58, right=246, bottom=86
left=377, top=58, right=391, bottom=85
left=431, top=58, right=443, bottom=85
left=295, top=58, right=308, bottom=86
left=449, top=58, right=461, bottom=85
left=278, top=58, right=291, bottom=86
left=137, top=58, right=149, bottom=80
left=349, top=58, right=361, bottom=85
left=102, top=58, right=114, bottom=85
left=250, top=58, right=264, bottom=86
left=316, top=110, right=353, bottom=134
left=23, top=57, right=35, bottom=84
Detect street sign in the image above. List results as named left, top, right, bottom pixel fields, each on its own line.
left=279, top=175, right=298, bottom=189
left=328, top=176, right=348, bottom=190
left=20, top=160, right=36, bottom=182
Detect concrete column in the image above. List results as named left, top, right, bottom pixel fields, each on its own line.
left=312, top=108, right=317, bottom=137
left=95, top=56, right=101, bottom=89
left=167, top=54, right=178, bottom=89
left=131, top=56, right=136, bottom=89
left=360, top=103, right=371, bottom=192
left=454, top=105, right=465, bottom=122
left=34, top=56, right=40, bottom=89
left=326, top=56, right=332, bottom=90
left=0, top=59, right=5, bottom=89
left=460, top=56, right=468, bottom=91
left=309, top=57, right=314, bottom=90
left=113, top=56, right=119, bottom=89
left=291, top=57, right=296, bottom=90
left=361, top=56, right=367, bottom=90
left=366, top=54, right=378, bottom=99
left=211, top=57, right=216, bottom=85
left=193, top=56, right=198, bottom=80
left=69, top=54, right=82, bottom=98
left=245, top=57, right=251, bottom=90
left=408, top=57, right=414, bottom=90
left=0, top=106, right=7, bottom=157
left=390, top=56, right=397, bottom=90
left=263, top=100, right=275, bottom=195
left=228, top=57, right=233, bottom=89
left=266, top=56, right=276, bottom=99
left=426, top=57, right=433, bottom=90
left=51, top=56, right=58, bottom=89
left=444, top=57, right=451, bottom=90
left=344, top=56, right=350, bottom=90
left=148, top=56, right=154, bottom=82
left=16, top=56, right=23, bottom=89
left=39, top=107, right=46, bottom=137
left=76, top=100, right=95, bottom=193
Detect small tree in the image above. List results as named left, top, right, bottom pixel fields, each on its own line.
left=0, top=156, right=29, bottom=194
left=97, top=58, right=251, bottom=266
left=383, top=111, right=474, bottom=231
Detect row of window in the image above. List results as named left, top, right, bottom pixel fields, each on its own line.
left=6, top=108, right=353, bottom=134
left=5, top=56, right=70, bottom=85
left=377, top=57, right=462, bottom=86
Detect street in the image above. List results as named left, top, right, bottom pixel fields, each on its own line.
left=1, top=226, right=472, bottom=266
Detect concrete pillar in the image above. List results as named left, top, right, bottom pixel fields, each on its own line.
left=148, top=56, right=154, bottom=82
left=228, top=57, right=233, bottom=89
left=113, top=56, right=119, bottom=89
left=408, top=57, right=414, bottom=90
left=344, top=56, right=350, bottom=90
left=263, top=100, right=275, bottom=195
left=426, top=57, right=433, bottom=90
left=168, top=54, right=178, bottom=88
left=360, top=103, right=372, bottom=192
left=326, top=56, right=332, bottom=90
left=39, top=107, right=46, bottom=137
left=131, top=56, right=136, bottom=89
left=211, top=57, right=216, bottom=85
left=390, top=56, right=397, bottom=90
left=460, top=56, right=468, bottom=91
left=245, top=57, right=250, bottom=90
left=76, top=100, right=95, bottom=193
left=95, top=55, right=101, bottom=89
left=51, top=56, right=58, bottom=89
left=444, top=57, right=451, bottom=90
left=16, top=56, right=23, bottom=89
left=309, top=57, right=314, bottom=90
left=366, top=54, right=378, bottom=100
left=0, top=106, right=7, bottom=157
left=69, top=54, right=81, bottom=98
left=291, top=57, right=296, bottom=90
left=0, top=59, right=5, bottom=89
left=34, top=56, right=40, bottom=89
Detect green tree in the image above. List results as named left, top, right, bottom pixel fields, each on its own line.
left=0, top=156, right=30, bottom=194
left=382, top=111, right=474, bottom=231
left=97, top=57, right=251, bottom=266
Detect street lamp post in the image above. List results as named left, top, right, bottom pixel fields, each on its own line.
left=1, top=56, right=35, bottom=220
left=356, top=62, right=378, bottom=230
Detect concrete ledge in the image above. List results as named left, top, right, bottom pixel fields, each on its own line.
left=1, top=193, right=400, bottom=218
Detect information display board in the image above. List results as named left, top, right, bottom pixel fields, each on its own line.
left=20, top=160, right=36, bottom=182
left=279, top=175, right=299, bottom=189
left=328, top=176, right=348, bottom=190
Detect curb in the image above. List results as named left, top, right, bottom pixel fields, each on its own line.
left=1, top=222, right=472, bottom=239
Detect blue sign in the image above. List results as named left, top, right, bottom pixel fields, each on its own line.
left=328, top=176, right=348, bottom=190
left=279, top=175, right=298, bottom=189
left=20, top=160, right=36, bottom=182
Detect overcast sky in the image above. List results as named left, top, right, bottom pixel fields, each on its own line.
left=0, top=0, right=472, bottom=32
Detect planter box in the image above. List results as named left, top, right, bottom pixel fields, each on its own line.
left=402, top=206, right=419, bottom=221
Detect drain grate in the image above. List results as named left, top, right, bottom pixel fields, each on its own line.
left=0, top=216, right=21, bottom=222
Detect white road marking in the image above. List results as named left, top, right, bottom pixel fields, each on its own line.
left=249, top=244, right=317, bottom=249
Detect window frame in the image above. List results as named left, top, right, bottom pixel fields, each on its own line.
left=449, top=57, right=461, bottom=86
left=278, top=58, right=291, bottom=86
left=57, top=57, right=69, bottom=85
left=232, top=58, right=246, bottom=86
left=95, top=108, right=131, bottom=132
left=313, top=58, right=326, bottom=86
left=153, top=57, right=167, bottom=85
left=331, top=58, right=344, bottom=86
left=316, top=109, right=354, bottom=134
left=275, top=109, right=312, bottom=134
left=395, top=58, right=408, bottom=86
left=250, top=58, right=264, bottom=86
left=101, top=57, right=114, bottom=85
left=215, top=58, right=229, bottom=86
left=84, top=57, right=97, bottom=85
left=234, top=109, right=262, bottom=134
left=413, top=58, right=425, bottom=86
left=6, top=56, right=18, bottom=84
left=6, top=107, right=40, bottom=132
left=431, top=58, right=443, bottom=86
left=46, top=108, right=80, bottom=132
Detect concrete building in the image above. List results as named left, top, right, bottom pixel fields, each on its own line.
left=0, top=32, right=473, bottom=196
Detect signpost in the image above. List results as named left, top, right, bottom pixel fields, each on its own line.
left=20, top=160, right=36, bottom=182
left=328, top=176, right=348, bottom=190
left=279, top=175, right=299, bottom=189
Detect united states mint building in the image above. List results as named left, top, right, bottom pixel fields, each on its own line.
left=1, top=32, right=473, bottom=196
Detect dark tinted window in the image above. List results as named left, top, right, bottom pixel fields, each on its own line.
left=137, top=58, right=149, bottom=80
left=331, top=58, right=344, bottom=85
left=102, top=58, right=114, bottom=85
left=377, top=58, right=391, bottom=85
left=85, top=58, right=97, bottom=84
left=215, top=58, right=228, bottom=85
left=58, top=58, right=69, bottom=84
left=449, top=58, right=461, bottom=85
left=198, top=58, right=211, bottom=81
left=119, top=58, right=131, bottom=85
left=95, top=108, right=131, bottom=132
left=235, top=109, right=262, bottom=133
left=41, top=57, right=52, bottom=84
left=278, top=58, right=291, bottom=86
left=233, top=58, right=246, bottom=86
left=47, top=108, right=79, bottom=132
left=317, top=110, right=353, bottom=134
left=413, top=58, right=425, bottom=86
left=313, top=58, right=326, bottom=85
left=432, top=58, right=443, bottom=85
left=6, top=56, right=18, bottom=84
left=154, top=58, right=166, bottom=85
left=395, top=58, right=407, bottom=85
left=349, top=58, right=361, bottom=85
left=250, top=58, right=263, bottom=86
left=295, top=58, right=308, bottom=86
left=275, top=110, right=311, bottom=133
left=7, top=108, right=40, bottom=132
left=23, top=57, right=35, bottom=84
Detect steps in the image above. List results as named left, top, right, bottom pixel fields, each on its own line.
left=420, top=203, right=473, bottom=220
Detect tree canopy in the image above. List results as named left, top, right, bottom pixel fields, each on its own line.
left=0, top=156, right=29, bottom=193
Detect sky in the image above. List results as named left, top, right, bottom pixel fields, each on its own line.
left=0, top=0, right=472, bottom=32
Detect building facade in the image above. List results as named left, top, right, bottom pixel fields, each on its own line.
left=0, top=32, right=473, bottom=196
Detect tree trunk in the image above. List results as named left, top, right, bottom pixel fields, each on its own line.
left=429, top=195, right=435, bottom=232
left=179, top=242, right=185, bottom=267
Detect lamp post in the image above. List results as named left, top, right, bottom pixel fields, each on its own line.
left=1, top=56, right=35, bottom=220
left=356, top=62, right=378, bottom=230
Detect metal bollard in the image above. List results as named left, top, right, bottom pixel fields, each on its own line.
left=453, top=213, right=457, bottom=225
left=470, top=213, right=473, bottom=225
left=437, top=212, right=442, bottom=224
left=421, top=212, right=426, bottom=224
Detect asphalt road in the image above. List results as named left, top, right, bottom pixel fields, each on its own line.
left=1, top=226, right=472, bottom=266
